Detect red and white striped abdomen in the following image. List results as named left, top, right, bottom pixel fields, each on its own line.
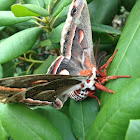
left=68, top=67, right=97, bottom=101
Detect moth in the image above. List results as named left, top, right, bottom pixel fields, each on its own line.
left=0, top=0, right=130, bottom=109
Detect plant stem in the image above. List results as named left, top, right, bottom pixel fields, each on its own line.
left=18, top=57, right=43, bottom=64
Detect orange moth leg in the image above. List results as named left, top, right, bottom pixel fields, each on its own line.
left=95, top=82, right=114, bottom=94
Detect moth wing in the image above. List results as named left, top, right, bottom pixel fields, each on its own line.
left=48, top=0, right=95, bottom=75
left=0, top=74, right=84, bottom=88
left=0, top=74, right=86, bottom=107
left=61, top=0, right=95, bottom=70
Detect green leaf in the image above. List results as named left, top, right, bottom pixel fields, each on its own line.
left=101, top=0, right=140, bottom=105
left=0, top=11, right=32, bottom=26
left=35, top=106, right=76, bottom=140
left=87, top=78, right=140, bottom=140
left=44, top=0, right=54, bottom=13
left=52, top=0, right=72, bottom=17
left=57, top=5, right=70, bottom=18
left=69, top=98, right=99, bottom=140
left=23, top=0, right=45, bottom=8
left=0, top=103, right=62, bottom=140
left=0, top=0, right=16, bottom=10
left=125, top=120, right=140, bottom=140
left=2, top=61, right=16, bottom=78
left=12, top=20, right=36, bottom=30
left=0, top=119, right=9, bottom=140
left=34, top=55, right=57, bottom=74
left=0, top=65, right=3, bottom=79
left=0, top=27, right=42, bottom=64
left=92, top=23, right=121, bottom=44
left=39, top=39, right=52, bottom=48
left=49, top=22, right=65, bottom=43
left=11, top=4, right=49, bottom=17
left=121, top=0, right=136, bottom=12
left=0, top=27, right=5, bottom=31
left=88, top=0, right=119, bottom=24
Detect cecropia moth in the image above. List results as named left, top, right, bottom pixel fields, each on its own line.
left=0, top=0, right=130, bottom=109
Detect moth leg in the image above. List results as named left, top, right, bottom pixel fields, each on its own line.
left=99, top=75, right=131, bottom=85
left=100, top=49, right=118, bottom=76
left=95, top=82, right=114, bottom=94
left=88, top=91, right=100, bottom=106
left=101, top=75, right=131, bottom=85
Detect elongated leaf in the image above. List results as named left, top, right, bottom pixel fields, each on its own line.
left=23, top=0, right=44, bottom=8
left=12, top=20, right=36, bottom=30
left=2, top=61, right=15, bottom=78
left=35, top=106, right=76, bottom=140
left=0, top=103, right=62, bottom=140
left=57, top=5, right=70, bottom=18
left=121, top=0, right=136, bottom=12
left=39, top=39, right=52, bottom=48
left=0, top=65, right=3, bottom=79
left=52, top=0, right=72, bottom=17
left=125, top=120, right=140, bottom=140
left=101, top=0, right=140, bottom=105
left=34, top=55, right=57, bottom=74
left=0, top=27, right=5, bottom=31
left=92, top=23, right=121, bottom=44
left=69, top=98, right=99, bottom=140
left=0, top=0, right=16, bottom=10
left=88, top=0, right=119, bottom=24
left=0, top=120, right=9, bottom=140
left=0, top=11, right=32, bottom=26
left=87, top=78, right=140, bottom=140
left=49, top=22, right=65, bottom=43
left=11, top=4, right=49, bottom=17
left=0, top=27, right=42, bottom=64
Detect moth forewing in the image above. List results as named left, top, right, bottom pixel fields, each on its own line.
left=0, top=74, right=86, bottom=107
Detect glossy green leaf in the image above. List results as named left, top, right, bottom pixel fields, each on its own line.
left=101, top=0, right=140, bottom=105
left=49, top=22, right=65, bottom=43
left=11, top=4, right=49, bottom=17
left=0, top=119, right=9, bottom=140
left=0, top=27, right=42, bottom=64
left=69, top=98, right=99, bottom=140
left=0, top=103, right=62, bottom=140
left=23, top=0, right=45, bottom=8
left=87, top=0, right=93, bottom=3
left=57, top=5, right=70, bottom=18
left=2, top=61, right=15, bottom=78
left=87, top=78, right=140, bottom=140
left=0, top=27, right=5, bottom=31
left=121, top=0, right=136, bottom=12
left=88, top=0, right=119, bottom=24
left=125, top=120, right=140, bottom=140
left=0, top=65, right=3, bottom=79
left=0, top=11, right=32, bottom=26
left=34, top=55, right=57, bottom=74
left=0, top=120, right=5, bottom=140
left=92, top=23, right=121, bottom=44
left=98, top=43, right=116, bottom=54
left=12, top=19, right=36, bottom=30
left=35, top=106, right=76, bottom=140
left=44, top=0, right=54, bottom=13
left=52, top=0, right=72, bottom=17
left=0, top=0, right=16, bottom=10
left=3, top=26, right=17, bottom=35
left=39, top=39, right=52, bottom=48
